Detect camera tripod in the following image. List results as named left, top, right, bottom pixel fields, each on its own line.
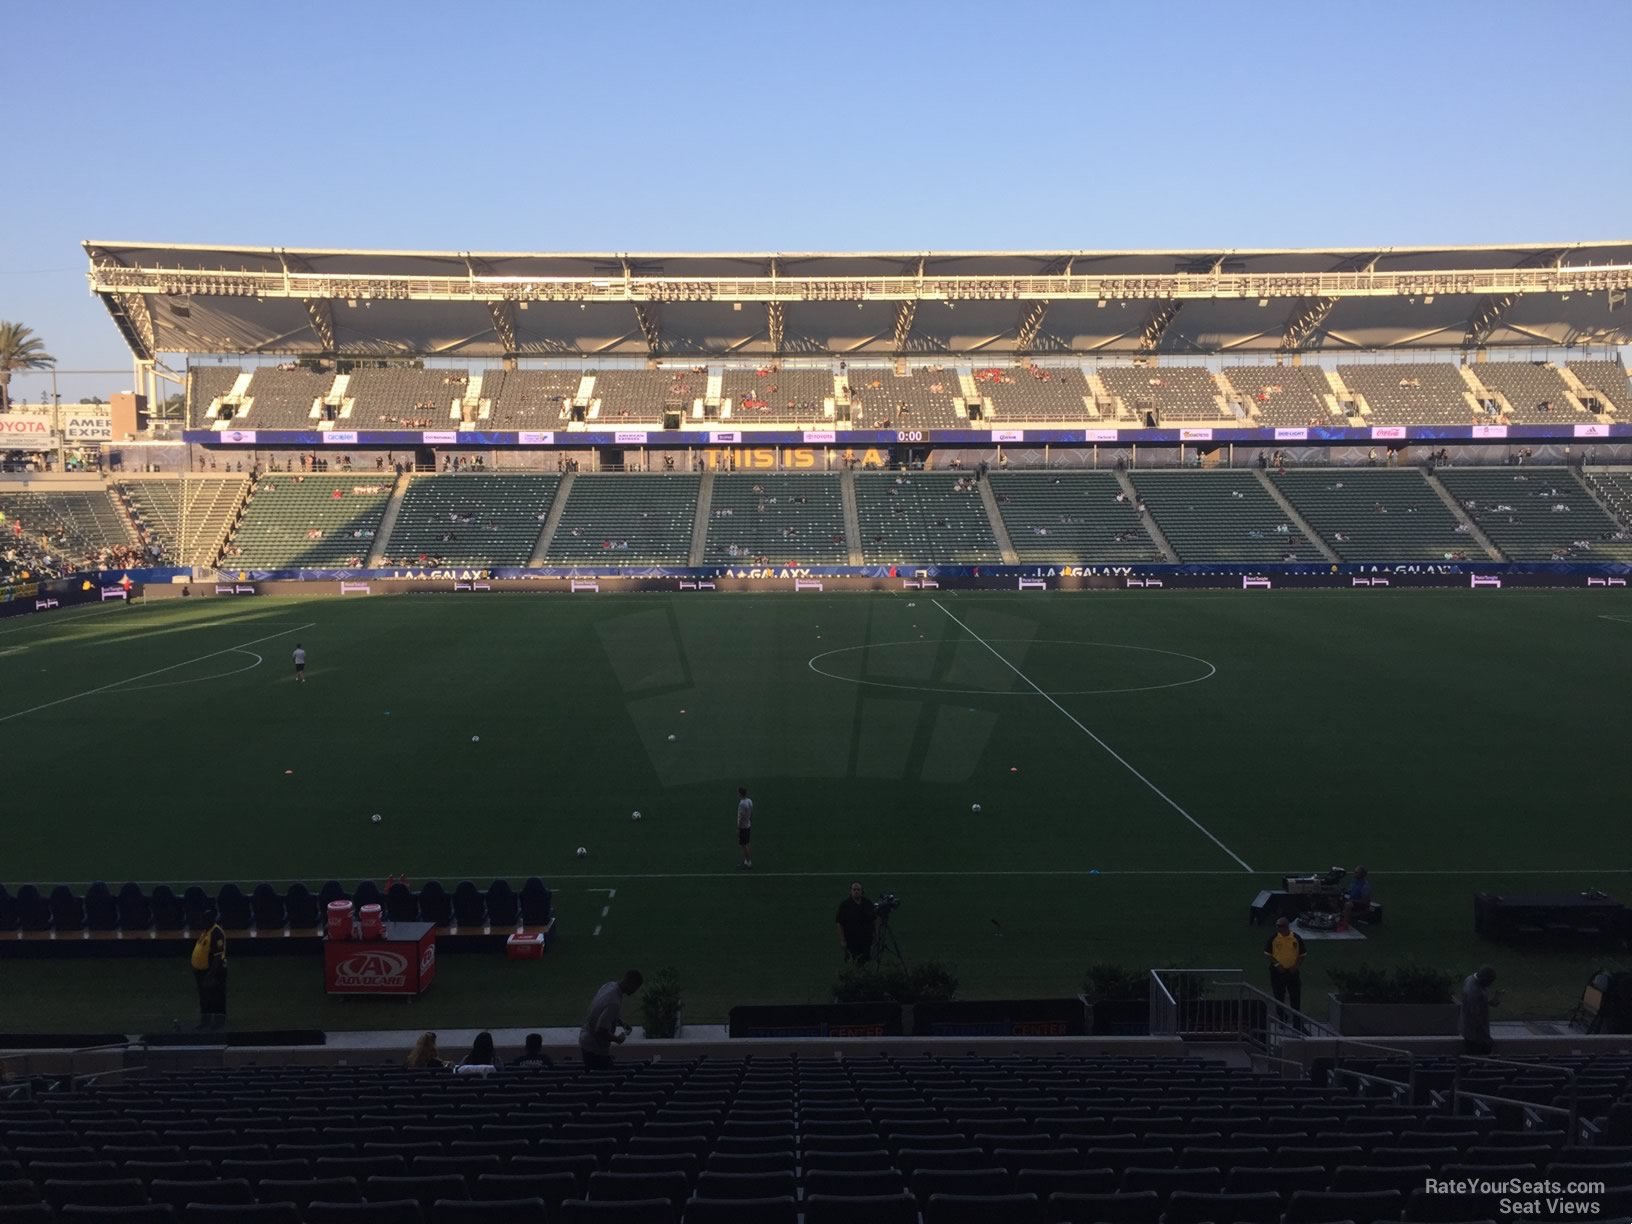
left=872, top=909, right=905, bottom=965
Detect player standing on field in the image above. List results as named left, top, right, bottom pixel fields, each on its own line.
left=736, top=786, right=753, bottom=870
left=292, top=643, right=307, bottom=683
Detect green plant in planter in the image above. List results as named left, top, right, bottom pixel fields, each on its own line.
left=1329, top=964, right=1455, bottom=1005
left=832, top=960, right=959, bottom=1004
left=639, top=966, right=683, bottom=1038
left=1082, top=964, right=1148, bottom=1001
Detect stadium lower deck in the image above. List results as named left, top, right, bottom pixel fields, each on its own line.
left=5, top=463, right=1632, bottom=577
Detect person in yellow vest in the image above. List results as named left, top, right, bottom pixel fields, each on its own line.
left=191, top=917, right=228, bottom=1031
left=1263, top=915, right=1307, bottom=1021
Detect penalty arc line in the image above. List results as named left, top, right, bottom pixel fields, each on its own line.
left=932, top=599, right=1254, bottom=874
left=0, top=623, right=316, bottom=724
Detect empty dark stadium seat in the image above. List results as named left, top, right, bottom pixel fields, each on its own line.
left=418, top=882, right=452, bottom=927
left=256, top=1178, right=363, bottom=1209
left=318, top=881, right=348, bottom=912
left=365, top=1177, right=467, bottom=1208
left=147, top=1181, right=254, bottom=1211
left=116, top=883, right=152, bottom=931
left=215, top=884, right=251, bottom=929
left=385, top=884, right=418, bottom=923
left=16, top=885, right=51, bottom=931
left=1163, top=1189, right=1281, bottom=1224
left=61, top=1207, right=177, bottom=1224
left=432, top=1201, right=549, bottom=1224
left=1043, top=1189, right=1159, bottom=1222
left=185, top=1207, right=300, bottom=1224
left=354, top=881, right=383, bottom=910
left=0, top=888, right=19, bottom=932
left=452, top=882, right=486, bottom=927
left=519, top=878, right=553, bottom=926
left=285, top=883, right=319, bottom=928
left=679, top=1197, right=796, bottom=1224
left=83, top=882, right=119, bottom=931
left=1284, top=1188, right=1404, bottom=1223
left=49, top=885, right=86, bottom=931
left=801, top=1192, right=917, bottom=1224
left=149, top=886, right=183, bottom=932
left=485, top=881, right=518, bottom=927
left=251, top=884, right=286, bottom=929
left=307, top=1203, right=425, bottom=1224
left=560, top=1200, right=677, bottom=1224
left=44, top=1180, right=145, bottom=1209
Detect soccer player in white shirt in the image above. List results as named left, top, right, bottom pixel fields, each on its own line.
left=292, top=644, right=307, bottom=683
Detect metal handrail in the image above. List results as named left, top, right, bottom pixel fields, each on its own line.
left=1452, top=1052, right=1581, bottom=1136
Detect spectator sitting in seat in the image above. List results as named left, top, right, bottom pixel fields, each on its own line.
left=514, top=1033, right=550, bottom=1068
left=455, top=1031, right=501, bottom=1075
left=405, top=1031, right=447, bottom=1069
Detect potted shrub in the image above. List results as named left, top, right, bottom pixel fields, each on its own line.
left=1081, top=963, right=1150, bottom=1036
left=1328, top=964, right=1458, bottom=1036
left=639, top=966, right=683, bottom=1039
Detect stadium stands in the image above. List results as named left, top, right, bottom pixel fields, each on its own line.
left=0, top=486, right=141, bottom=573
left=383, top=475, right=560, bottom=566
left=1436, top=468, right=1632, bottom=561
left=188, top=366, right=244, bottom=423
left=1270, top=469, right=1475, bottom=561
left=848, top=369, right=963, bottom=429
left=1568, top=360, right=1631, bottom=414
left=542, top=475, right=700, bottom=565
left=1585, top=469, right=1632, bottom=527
left=240, top=369, right=334, bottom=428
left=593, top=370, right=706, bottom=425
left=721, top=368, right=832, bottom=423
left=1129, top=470, right=1313, bottom=561
left=1339, top=363, right=1476, bottom=425
left=1224, top=367, right=1334, bottom=428
left=972, top=365, right=1090, bottom=421
left=0, top=1053, right=1628, bottom=1224
left=346, top=369, right=467, bottom=427
left=1471, top=361, right=1582, bottom=423
left=703, top=475, right=848, bottom=563
left=989, top=472, right=1164, bottom=562
left=854, top=473, right=1002, bottom=563
left=219, top=475, right=395, bottom=569
left=120, top=475, right=250, bottom=566
left=483, top=371, right=584, bottom=427
left=1099, top=367, right=1225, bottom=423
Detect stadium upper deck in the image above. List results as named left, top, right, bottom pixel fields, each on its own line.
left=87, top=240, right=1632, bottom=361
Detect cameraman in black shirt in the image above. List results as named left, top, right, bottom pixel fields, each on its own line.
left=835, top=881, right=878, bottom=964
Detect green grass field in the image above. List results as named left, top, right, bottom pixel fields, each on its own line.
left=1, top=589, right=1629, bottom=1035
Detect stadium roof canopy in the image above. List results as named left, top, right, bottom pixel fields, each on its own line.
left=86, top=240, right=1632, bottom=363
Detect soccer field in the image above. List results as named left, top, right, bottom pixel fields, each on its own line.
left=1, top=589, right=1628, bottom=1034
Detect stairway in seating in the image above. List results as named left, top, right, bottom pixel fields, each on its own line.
left=1254, top=470, right=1338, bottom=562
left=688, top=472, right=715, bottom=566
left=979, top=478, right=1018, bottom=563
left=840, top=470, right=862, bottom=564
left=366, top=473, right=412, bottom=567
left=531, top=472, right=575, bottom=564
left=1083, top=368, right=1115, bottom=419
left=1117, top=470, right=1176, bottom=561
left=1423, top=470, right=1503, bottom=560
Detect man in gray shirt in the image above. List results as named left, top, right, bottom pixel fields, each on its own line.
left=579, top=970, right=643, bottom=1069
left=1460, top=965, right=1498, bottom=1056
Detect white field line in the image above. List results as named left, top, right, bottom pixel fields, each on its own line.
left=933, top=598, right=1254, bottom=873
left=586, top=887, right=617, bottom=937
left=0, top=623, right=314, bottom=723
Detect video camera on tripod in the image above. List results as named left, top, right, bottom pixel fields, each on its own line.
left=872, top=892, right=904, bottom=963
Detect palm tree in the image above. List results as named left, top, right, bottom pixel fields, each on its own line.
left=0, top=321, right=56, bottom=414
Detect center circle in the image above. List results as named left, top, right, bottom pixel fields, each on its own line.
left=808, top=638, right=1217, bottom=696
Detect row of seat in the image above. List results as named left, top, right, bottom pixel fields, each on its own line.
left=0, top=879, right=553, bottom=935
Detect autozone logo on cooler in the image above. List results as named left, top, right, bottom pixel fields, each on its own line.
left=334, top=950, right=410, bottom=989
left=419, top=945, right=436, bottom=976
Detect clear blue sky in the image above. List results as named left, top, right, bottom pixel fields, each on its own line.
left=5, top=0, right=1630, bottom=401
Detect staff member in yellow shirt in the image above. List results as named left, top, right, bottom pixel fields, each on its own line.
left=1263, top=916, right=1307, bottom=1018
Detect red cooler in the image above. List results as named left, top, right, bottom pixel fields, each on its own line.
left=359, top=903, right=384, bottom=940
left=326, top=899, right=354, bottom=941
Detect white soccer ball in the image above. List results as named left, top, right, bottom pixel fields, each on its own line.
left=971, top=803, right=982, bottom=814
left=576, top=846, right=587, bottom=857
left=632, top=811, right=642, bottom=821
left=471, top=735, right=480, bottom=743
left=371, top=813, right=382, bottom=823
left=667, top=734, right=676, bottom=741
